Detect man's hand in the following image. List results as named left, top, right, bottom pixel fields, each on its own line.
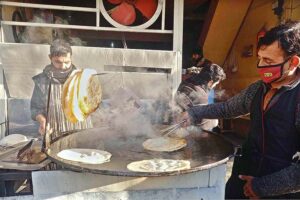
left=36, top=114, right=52, bottom=135
left=239, top=175, right=260, bottom=199
left=36, top=114, right=46, bottom=135
left=176, top=111, right=192, bottom=127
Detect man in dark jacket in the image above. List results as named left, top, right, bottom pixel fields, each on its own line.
left=178, top=21, right=300, bottom=198
left=189, top=47, right=212, bottom=69
left=30, top=39, right=91, bottom=136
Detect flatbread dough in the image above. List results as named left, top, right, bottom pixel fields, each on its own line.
left=78, top=69, right=102, bottom=115
left=62, top=68, right=102, bottom=123
left=127, top=159, right=191, bottom=172
left=57, top=148, right=111, bottom=164
left=71, top=74, right=86, bottom=121
left=0, top=134, right=28, bottom=147
left=143, top=137, right=187, bottom=152
left=62, top=70, right=81, bottom=123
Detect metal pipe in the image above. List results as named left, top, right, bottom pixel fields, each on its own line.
left=161, top=0, right=166, bottom=30
left=0, top=27, right=4, bottom=43
left=96, top=0, right=100, bottom=27
left=1, top=21, right=173, bottom=34
left=94, top=71, right=170, bottom=76
left=42, top=74, right=52, bottom=151
left=0, top=1, right=97, bottom=12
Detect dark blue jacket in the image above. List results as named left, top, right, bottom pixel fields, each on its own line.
left=248, top=83, right=300, bottom=177
left=188, top=76, right=300, bottom=197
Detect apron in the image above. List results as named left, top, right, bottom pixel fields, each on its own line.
left=47, top=83, right=93, bottom=140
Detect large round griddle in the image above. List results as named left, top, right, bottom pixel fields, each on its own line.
left=46, top=127, right=234, bottom=177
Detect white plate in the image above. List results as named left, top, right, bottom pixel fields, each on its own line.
left=57, top=148, right=111, bottom=164
left=0, top=134, right=28, bottom=147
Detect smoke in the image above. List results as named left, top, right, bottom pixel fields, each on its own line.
left=93, top=67, right=179, bottom=135
left=91, top=76, right=236, bottom=139
left=91, top=75, right=195, bottom=138
left=214, top=88, right=236, bottom=101
left=92, top=87, right=163, bottom=138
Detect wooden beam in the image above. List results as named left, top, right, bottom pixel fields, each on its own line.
left=198, top=0, right=219, bottom=46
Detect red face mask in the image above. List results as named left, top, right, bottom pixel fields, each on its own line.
left=257, top=59, right=290, bottom=84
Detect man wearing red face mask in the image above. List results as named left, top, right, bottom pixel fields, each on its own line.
left=177, top=20, right=300, bottom=199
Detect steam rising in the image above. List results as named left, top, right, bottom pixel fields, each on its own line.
left=214, top=88, right=235, bottom=101
left=91, top=86, right=172, bottom=138
left=90, top=82, right=232, bottom=138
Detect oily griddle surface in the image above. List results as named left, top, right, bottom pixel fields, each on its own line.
left=47, top=127, right=234, bottom=177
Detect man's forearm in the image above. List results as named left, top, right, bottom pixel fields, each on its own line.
left=252, top=164, right=300, bottom=197
left=187, top=95, right=250, bottom=122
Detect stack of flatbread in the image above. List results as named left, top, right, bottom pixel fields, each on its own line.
left=143, top=137, right=187, bottom=152
left=62, top=69, right=102, bottom=123
left=57, top=148, right=112, bottom=164
left=127, top=159, right=191, bottom=172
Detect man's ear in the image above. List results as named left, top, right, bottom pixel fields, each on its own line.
left=48, top=54, right=52, bottom=60
left=290, top=56, right=300, bottom=69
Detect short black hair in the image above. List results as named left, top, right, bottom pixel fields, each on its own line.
left=188, top=64, right=226, bottom=86
left=258, top=20, right=300, bottom=57
left=50, top=39, right=72, bottom=57
left=192, top=47, right=203, bottom=56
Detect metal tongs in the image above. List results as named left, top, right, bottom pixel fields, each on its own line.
left=17, top=139, right=34, bottom=160
left=160, top=119, right=187, bottom=137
